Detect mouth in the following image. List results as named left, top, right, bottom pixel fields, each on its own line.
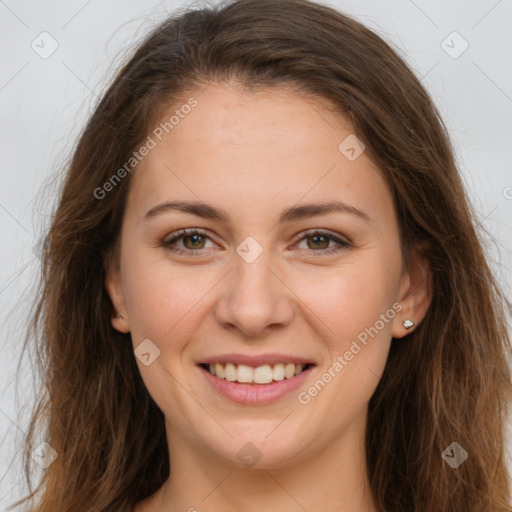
left=197, top=356, right=316, bottom=405
left=198, top=362, right=315, bottom=385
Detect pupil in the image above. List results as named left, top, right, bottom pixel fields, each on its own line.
left=186, top=234, right=203, bottom=249
left=310, top=235, right=327, bottom=249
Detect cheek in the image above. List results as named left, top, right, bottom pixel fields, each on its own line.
left=121, top=249, right=221, bottom=345
left=294, top=257, right=397, bottom=342
left=290, top=258, right=397, bottom=409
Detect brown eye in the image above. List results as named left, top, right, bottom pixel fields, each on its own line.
left=306, top=234, right=330, bottom=250
left=294, top=229, right=352, bottom=255
left=182, top=233, right=206, bottom=250
left=163, top=228, right=351, bottom=257
left=164, top=229, right=216, bottom=255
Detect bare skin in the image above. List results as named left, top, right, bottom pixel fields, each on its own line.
left=105, top=82, right=432, bottom=512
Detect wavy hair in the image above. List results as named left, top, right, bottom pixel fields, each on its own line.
left=12, top=0, right=512, bottom=511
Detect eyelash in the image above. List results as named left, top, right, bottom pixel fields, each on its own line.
left=163, top=228, right=352, bottom=257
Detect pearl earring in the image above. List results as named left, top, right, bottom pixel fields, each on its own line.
left=402, top=319, right=414, bottom=329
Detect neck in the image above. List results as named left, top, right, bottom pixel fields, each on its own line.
left=140, top=407, right=378, bottom=512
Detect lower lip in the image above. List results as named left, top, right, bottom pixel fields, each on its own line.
left=199, top=365, right=314, bottom=405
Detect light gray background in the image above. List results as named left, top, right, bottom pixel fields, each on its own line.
left=1, top=0, right=511, bottom=508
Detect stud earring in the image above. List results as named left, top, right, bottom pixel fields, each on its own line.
left=114, top=313, right=123, bottom=320
left=402, top=319, right=414, bottom=329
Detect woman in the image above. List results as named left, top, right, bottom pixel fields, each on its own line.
left=14, top=0, right=512, bottom=511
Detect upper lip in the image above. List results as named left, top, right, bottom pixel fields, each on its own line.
left=198, top=353, right=317, bottom=367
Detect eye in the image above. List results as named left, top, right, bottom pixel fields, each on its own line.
left=163, top=228, right=217, bottom=256
left=163, top=228, right=351, bottom=257
left=293, top=229, right=352, bottom=256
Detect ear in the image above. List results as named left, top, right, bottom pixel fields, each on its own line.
left=392, top=240, right=433, bottom=338
left=104, top=247, right=131, bottom=333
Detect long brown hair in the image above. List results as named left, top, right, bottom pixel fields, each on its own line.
left=12, top=0, right=512, bottom=510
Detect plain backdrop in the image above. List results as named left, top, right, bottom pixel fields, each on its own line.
left=1, top=0, right=511, bottom=508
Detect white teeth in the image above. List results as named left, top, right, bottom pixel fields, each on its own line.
left=273, top=363, right=285, bottom=381
left=215, top=363, right=225, bottom=379
left=224, top=363, right=237, bottom=381
left=237, top=364, right=253, bottom=383
left=253, top=364, right=273, bottom=384
left=285, top=363, right=295, bottom=379
left=205, top=362, right=309, bottom=384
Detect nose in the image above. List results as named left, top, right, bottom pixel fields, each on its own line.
left=213, top=245, right=294, bottom=338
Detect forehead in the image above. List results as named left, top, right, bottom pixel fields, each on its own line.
left=126, top=83, right=395, bottom=230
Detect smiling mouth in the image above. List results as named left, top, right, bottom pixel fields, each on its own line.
left=199, top=362, right=314, bottom=385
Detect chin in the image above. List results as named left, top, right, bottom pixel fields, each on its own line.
left=202, top=427, right=312, bottom=470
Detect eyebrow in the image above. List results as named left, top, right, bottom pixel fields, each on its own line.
left=144, top=199, right=371, bottom=224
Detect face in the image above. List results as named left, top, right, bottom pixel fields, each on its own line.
left=106, top=82, right=431, bottom=469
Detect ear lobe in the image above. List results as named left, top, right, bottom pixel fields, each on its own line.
left=104, top=249, right=131, bottom=333
left=392, top=240, right=433, bottom=339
